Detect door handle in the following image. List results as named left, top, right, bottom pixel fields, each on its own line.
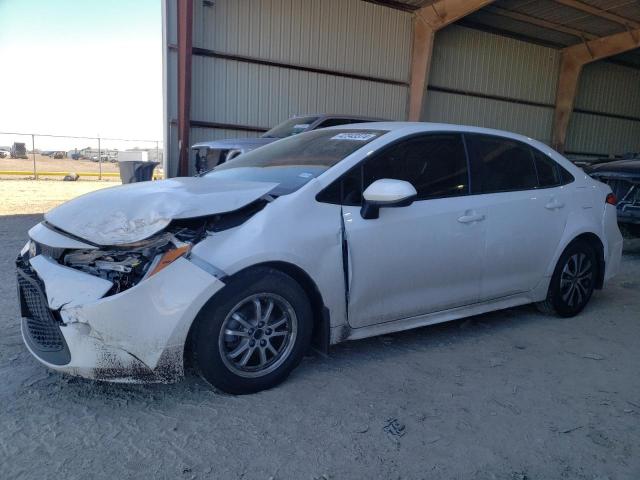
left=457, top=213, right=486, bottom=223
left=545, top=200, right=565, bottom=210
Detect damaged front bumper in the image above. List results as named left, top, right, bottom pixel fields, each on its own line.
left=17, top=251, right=225, bottom=383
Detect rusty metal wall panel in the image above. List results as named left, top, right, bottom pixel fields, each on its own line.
left=429, top=25, right=561, bottom=105
left=191, top=55, right=408, bottom=128
left=423, top=89, right=554, bottom=144
left=192, top=0, right=412, bottom=83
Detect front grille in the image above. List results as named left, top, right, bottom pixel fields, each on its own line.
left=16, top=262, right=65, bottom=352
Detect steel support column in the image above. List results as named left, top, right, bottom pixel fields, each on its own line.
left=408, top=0, right=495, bottom=120
left=552, top=28, right=640, bottom=152
left=177, top=0, right=193, bottom=176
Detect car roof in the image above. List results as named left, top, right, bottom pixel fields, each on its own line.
left=291, top=113, right=387, bottom=122
left=331, top=121, right=548, bottom=147
left=590, top=159, right=640, bottom=175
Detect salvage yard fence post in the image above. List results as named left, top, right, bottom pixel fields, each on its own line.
left=31, top=134, right=37, bottom=179
left=98, top=136, right=102, bottom=181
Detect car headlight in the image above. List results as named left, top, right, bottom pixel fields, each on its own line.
left=63, top=234, right=192, bottom=294
left=143, top=243, right=192, bottom=279
left=28, top=240, right=37, bottom=258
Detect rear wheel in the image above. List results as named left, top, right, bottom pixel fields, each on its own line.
left=192, top=267, right=312, bottom=394
left=536, top=240, right=597, bottom=317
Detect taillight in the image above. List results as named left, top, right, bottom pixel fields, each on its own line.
left=606, top=193, right=617, bottom=206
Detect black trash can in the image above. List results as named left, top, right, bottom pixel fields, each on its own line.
left=118, top=161, right=159, bottom=184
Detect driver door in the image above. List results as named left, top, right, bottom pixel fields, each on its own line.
left=337, top=133, right=487, bottom=328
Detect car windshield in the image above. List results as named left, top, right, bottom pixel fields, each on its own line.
left=205, top=129, right=387, bottom=196
left=261, top=116, right=319, bottom=138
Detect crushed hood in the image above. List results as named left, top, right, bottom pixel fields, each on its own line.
left=45, top=177, right=277, bottom=246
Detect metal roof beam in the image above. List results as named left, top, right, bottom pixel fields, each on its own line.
left=552, top=27, right=640, bottom=152
left=553, top=0, right=640, bottom=29
left=485, top=6, right=598, bottom=40
left=409, top=0, right=495, bottom=120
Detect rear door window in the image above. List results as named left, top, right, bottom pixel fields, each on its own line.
left=533, top=149, right=561, bottom=187
left=466, top=135, right=538, bottom=193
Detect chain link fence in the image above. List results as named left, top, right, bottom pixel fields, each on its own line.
left=0, top=132, right=163, bottom=181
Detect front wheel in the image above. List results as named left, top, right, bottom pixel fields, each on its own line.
left=536, top=240, right=597, bottom=317
left=191, top=267, right=313, bottom=394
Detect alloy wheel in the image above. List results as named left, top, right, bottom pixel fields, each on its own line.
left=560, top=253, right=594, bottom=308
left=218, top=293, right=298, bottom=378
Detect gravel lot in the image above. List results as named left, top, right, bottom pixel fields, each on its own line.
left=0, top=179, right=120, bottom=216
left=0, top=187, right=639, bottom=479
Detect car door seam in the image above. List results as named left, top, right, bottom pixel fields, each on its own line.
left=340, top=205, right=350, bottom=322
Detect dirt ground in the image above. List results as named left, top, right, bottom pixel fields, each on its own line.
left=0, top=182, right=639, bottom=479
left=0, top=154, right=163, bottom=181
left=0, top=179, right=120, bottom=216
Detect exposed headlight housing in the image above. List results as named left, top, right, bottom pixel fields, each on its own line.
left=63, top=233, right=192, bottom=295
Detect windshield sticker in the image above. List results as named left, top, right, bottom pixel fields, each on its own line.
left=298, top=172, right=313, bottom=178
left=331, top=133, right=377, bottom=141
left=293, top=124, right=310, bottom=130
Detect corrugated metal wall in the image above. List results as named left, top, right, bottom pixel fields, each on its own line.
left=163, top=2, right=640, bottom=175
left=190, top=55, right=409, bottom=129
left=423, top=25, right=560, bottom=145
left=192, top=0, right=411, bottom=82
left=423, top=24, right=640, bottom=156
left=187, top=0, right=412, bottom=173
left=567, top=61, right=640, bottom=155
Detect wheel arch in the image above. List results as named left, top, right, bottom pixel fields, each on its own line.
left=255, top=261, right=330, bottom=354
left=562, top=232, right=605, bottom=289
left=184, top=261, right=330, bottom=367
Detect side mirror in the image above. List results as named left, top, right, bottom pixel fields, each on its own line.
left=360, top=179, right=417, bottom=219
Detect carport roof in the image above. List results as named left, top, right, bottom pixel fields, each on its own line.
left=366, top=0, right=640, bottom=67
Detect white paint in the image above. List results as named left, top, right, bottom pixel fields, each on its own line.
left=117, top=150, right=150, bottom=162
left=20, top=122, right=624, bottom=383
left=362, top=179, right=417, bottom=203
left=28, top=222, right=97, bottom=250
left=59, top=258, right=224, bottom=371
left=29, top=255, right=113, bottom=309
left=44, top=176, right=277, bottom=245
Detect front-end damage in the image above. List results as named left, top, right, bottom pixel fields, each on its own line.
left=17, top=198, right=272, bottom=383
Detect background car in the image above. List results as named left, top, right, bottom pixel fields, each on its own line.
left=191, top=113, right=384, bottom=173
left=587, top=154, right=640, bottom=237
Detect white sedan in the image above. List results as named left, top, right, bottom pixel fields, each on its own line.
left=17, top=123, right=623, bottom=394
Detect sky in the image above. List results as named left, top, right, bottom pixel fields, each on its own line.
left=0, top=0, right=162, bottom=151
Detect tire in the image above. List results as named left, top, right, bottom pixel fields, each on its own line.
left=191, top=267, right=313, bottom=394
left=536, top=240, right=598, bottom=317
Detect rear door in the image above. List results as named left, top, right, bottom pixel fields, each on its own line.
left=465, top=134, right=570, bottom=299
